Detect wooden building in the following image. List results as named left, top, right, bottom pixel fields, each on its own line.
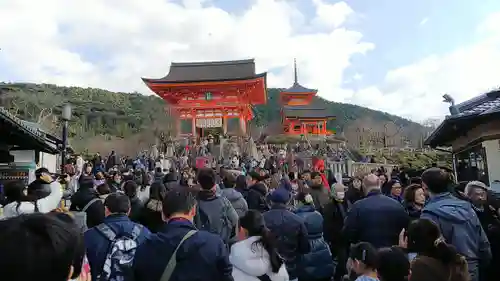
left=0, top=107, right=61, bottom=184
left=425, top=89, right=500, bottom=190
left=142, top=59, right=267, bottom=138
left=281, top=59, right=335, bottom=136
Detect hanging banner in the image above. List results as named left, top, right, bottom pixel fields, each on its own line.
left=196, top=118, right=222, bottom=128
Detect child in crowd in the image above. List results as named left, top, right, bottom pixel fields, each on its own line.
left=347, top=242, right=379, bottom=281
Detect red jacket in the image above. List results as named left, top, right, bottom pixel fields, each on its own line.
left=313, top=158, right=330, bottom=192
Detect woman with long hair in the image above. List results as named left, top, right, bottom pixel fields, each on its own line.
left=401, top=218, right=469, bottom=281
left=230, top=210, right=289, bottom=281
left=138, top=181, right=167, bottom=233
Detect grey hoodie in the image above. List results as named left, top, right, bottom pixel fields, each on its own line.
left=221, top=188, right=248, bottom=218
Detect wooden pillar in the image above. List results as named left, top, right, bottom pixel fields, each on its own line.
left=239, top=116, right=247, bottom=135
left=323, top=120, right=327, bottom=133
left=223, top=115, right=228, bottom=135
left=289, top=121, right=294, bottom=134
left=191, top=117, right=196, bottom=137
left=301, top=123, right=305, bottom=135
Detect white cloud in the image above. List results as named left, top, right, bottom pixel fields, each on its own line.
left=419, top=17, right=429, bottom=26
left=311, top=0, right=354, bottom=29
left=1, top=0, right=499, bottom=122
left=0, top=0, right=372, bottom=105
left=351, top=12, right=500, bottom=121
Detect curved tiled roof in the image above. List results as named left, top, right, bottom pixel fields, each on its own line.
left=424, top=89, right=500, bottom=147
left=282, top=82, right=317, bottom=93
left=0, top=107, right=59, bottom=154
left=142, top=59, right=267, bottom=83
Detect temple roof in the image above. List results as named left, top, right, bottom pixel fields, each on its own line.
left=0, top=107, right=59, bottom=154
left=142, top=59, right=266, bottom=83
left=283, top=104, right=335, bottom=118
left=281, top=59, right=317, bottom=93
left=452, top=89, right=500, bottom=117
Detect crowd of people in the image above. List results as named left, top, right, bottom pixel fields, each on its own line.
left=0, top=148, right=499, bottom=281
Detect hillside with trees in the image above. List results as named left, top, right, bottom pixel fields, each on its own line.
left=0, top=83, right=431, bottom=155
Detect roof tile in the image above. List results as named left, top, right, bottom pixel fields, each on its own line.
left=143, top=59, right=265, bottom=83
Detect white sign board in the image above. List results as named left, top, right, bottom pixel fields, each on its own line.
left=196, top=118, right=222, bottom=128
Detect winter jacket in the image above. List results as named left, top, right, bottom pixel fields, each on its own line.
left=2, top=181, right=63, bottom=218
left=221, top=188, right=248, bottom=218
left=133, top=218, right=234, bottom=281
left=404, top=202, right=422, bottom=221
left=138, top=199, right=165, bottom=233
left=69, top=187, right=105, bottom=228
left=85, top=214, right=150, bottom=280
left=263, top=204, right=310, bottom=280
left=343, top=190, right=409, bottom=249
left=230, top=236, right=289, bottom=281
left=294, top=205, right=334, bottom=280
left=247, top=182, right=269, bottom=213
left=128, top=196, right=144, bottom=223
left=346, top=186, right=363, bottom=204
left=421, top=192, right=491, bottom=281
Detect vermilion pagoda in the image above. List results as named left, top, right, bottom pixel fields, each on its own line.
left=142, top=59, right=267, bottom=138
left=281, top=59, right=335, bottom=136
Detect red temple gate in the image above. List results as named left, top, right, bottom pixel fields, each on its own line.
left=142, top=59, right=267, bottom=139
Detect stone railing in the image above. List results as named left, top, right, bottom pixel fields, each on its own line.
left=299, top=156, right=393, bottom=177
left=327, top=160, right=393, bottom=178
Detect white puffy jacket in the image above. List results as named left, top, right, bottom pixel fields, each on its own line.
left=230, top=236, right=289, bottom=281
left=2, top=181, right=63, bottom=218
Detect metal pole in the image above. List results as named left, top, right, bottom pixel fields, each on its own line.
left=61, top=120, right=68, bottom=173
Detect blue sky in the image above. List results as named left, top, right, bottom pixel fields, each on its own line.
left=184, top=0, right=500, bottom=89
left=346, top=0, right=500, bottom=86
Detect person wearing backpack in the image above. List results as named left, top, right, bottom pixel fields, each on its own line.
left=70, top=178, right=105, bottom=228
left=246, top=171, right=270, bottom=213
left=133, top=185, right=234, bottom=281
left=221, top=173, right=248, bottom=218
left=84, top=193, right=151, bottom=281
left=194, top=168, right=239, bottom=245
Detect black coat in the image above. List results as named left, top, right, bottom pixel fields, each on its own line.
left=69, top=187, right=105, bottom=228
left=343, top=191, right=410, bottom=249
left=246, top=182, right=269, bottom=213
left=138, top=199, right=165, bottom=233
left=263, top=204, right=310, bottom=280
